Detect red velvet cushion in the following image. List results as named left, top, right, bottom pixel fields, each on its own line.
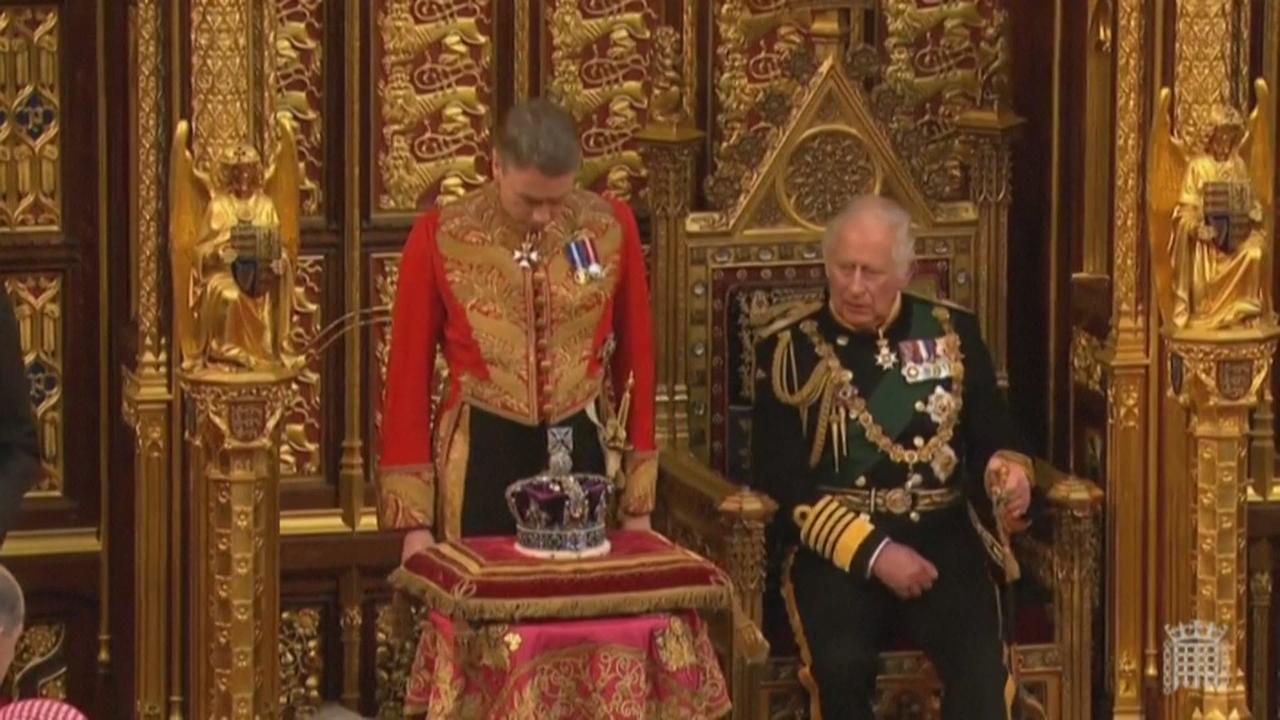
left=393, top=530, right=736, bottom=622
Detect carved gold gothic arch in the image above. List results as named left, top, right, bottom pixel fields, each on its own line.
left=689, top=56, right=952, bottom=238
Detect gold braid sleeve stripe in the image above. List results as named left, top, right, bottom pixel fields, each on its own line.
left=794, top=495, right=875, bottom=572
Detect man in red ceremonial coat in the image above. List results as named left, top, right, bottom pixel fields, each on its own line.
left=379, top=99, right=656, bottom=562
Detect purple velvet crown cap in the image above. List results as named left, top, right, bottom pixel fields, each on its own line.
left=504, top=472, right=614, bottom=557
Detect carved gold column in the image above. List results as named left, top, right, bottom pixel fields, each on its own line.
left=1108, top=0, right=1149, bottom=717
left=636, top=25, right=703, bottom=448
left=1167, top=328, right=1279, bottom=717
left=122, top=0, right=171, bottom=716
left=957, top=108, right=1022, bottom=387
left=179, top=1, right=292, bottom=716
left=183, top=374, right=291, bottom=718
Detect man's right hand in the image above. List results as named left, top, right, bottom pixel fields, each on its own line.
left=400, top=529, right=435, bottom=564
left=870, top=541, right=938, bottom=599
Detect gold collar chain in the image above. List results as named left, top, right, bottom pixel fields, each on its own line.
left=797, top=310, right=965, bottom=471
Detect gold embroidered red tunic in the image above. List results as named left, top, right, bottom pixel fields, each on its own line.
left=378, top=186, right=656, bottom=539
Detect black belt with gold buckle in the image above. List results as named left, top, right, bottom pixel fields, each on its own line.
left=820, top=486, right=961, bottom=519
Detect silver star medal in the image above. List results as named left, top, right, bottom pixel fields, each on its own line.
left=875, top=337, right=897, bottom=370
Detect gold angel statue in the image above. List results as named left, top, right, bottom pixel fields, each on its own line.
left=1149, top=80, right=1274, bottom=329
left=170, top=114, right=302, bottom=371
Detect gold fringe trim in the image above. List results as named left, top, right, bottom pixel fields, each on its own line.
left=391, top=566, right=734, bottom=623
left=391, top=564, right=769, bottom=663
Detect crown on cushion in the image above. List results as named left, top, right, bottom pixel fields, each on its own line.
left=505, top=427, right=614, bottom=559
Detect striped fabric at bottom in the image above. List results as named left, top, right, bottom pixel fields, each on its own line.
left=0, top=699, right=88, bottom=720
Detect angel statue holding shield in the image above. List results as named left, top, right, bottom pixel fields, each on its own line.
left=170, top=114, right=302, bottom=371
left=1149, top=80, right=1275, bottom=330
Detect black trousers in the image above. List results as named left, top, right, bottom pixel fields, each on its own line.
left=787, top=507, right=1010, bottom=719
left=458, top=406, right=607, bottom=536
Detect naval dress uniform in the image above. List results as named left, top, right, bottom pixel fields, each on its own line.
left=752, top=292, right=1029, bottom=719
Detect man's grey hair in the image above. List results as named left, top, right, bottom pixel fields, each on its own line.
left=0, top=565, right=22, bottom=633
left=822, top=194, right=915, bottom=276
left=494, top=98, right=582, bottom=177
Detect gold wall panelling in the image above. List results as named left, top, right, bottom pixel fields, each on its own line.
left=5, top=273, right=61, bottom=496
left=3, top=621, right=66, bottom=700
left=545, top=0, right=657, bottom=201
left=131, top=0, right=165, bottom=370
left=189, top=0, right=279, bottom=168
left=283, top=254, right=324, bottom=479
left=279, top=606, right=323, bottom=715
left=1174, top=0, right=1241, bottom=155
left=373, top=599, right=426, bottom=718
left=706, top=0, right=814, bottom=211
left=275, top=0, right=325, bottom=216
left=373, top=0, right=493, bottom=213
left=875, top=0, right=1008, bottom=204
left=0, top=7, right=60, bottom=234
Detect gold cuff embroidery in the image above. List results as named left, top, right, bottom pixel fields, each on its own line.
left=377, top=466, right=436, bottom=530
left=793, top=496, right=874, bottom=572
left=619, top=451, right=658, bottom=516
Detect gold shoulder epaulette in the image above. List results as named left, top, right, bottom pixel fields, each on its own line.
left=754, top=299, right=823, bottom=343
left=904, top=290, right=973, bottom=316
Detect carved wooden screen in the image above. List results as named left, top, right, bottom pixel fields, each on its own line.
left=0, top=0, right=107, bottom=711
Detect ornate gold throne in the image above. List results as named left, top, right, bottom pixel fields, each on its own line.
left=645, top=47, right=1103, bottom=720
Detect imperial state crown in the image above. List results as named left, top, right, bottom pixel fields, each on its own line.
left=504, top=427, right=613, bottom=559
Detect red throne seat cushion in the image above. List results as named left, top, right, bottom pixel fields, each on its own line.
left=392, top=530, right=736, bottom=622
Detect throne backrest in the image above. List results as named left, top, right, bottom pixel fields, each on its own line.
left=665, top=54, right=1007, bottom=474
left=708, top=255, right=961, bottom=483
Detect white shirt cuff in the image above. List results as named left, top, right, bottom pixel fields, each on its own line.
left=864, top=537, right=891, bottom=579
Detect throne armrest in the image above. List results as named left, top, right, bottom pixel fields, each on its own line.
left=1038, top=462, right=1103, bottom=718
left=1013, top=461, right=1105, bottom=597
left=656, top=451, right=778, bottom=624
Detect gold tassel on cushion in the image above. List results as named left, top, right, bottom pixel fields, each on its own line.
left=793, top=496, right=875, bottom=573
left=731, top=594, right=770, bottom=665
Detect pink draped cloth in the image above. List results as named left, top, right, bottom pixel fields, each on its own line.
left=405, top=609, right=731, bottom=719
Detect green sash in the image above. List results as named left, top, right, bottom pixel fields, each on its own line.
left=838, top=301, right=948, bottom=484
